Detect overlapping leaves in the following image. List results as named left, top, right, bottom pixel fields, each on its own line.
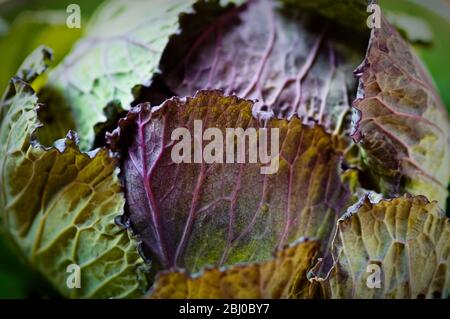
left=46, top=0, right=243, bottom=150
left=108, top=90, right=350, bottom=273
left=164, top=0, right=366, bottom=139
left=0, top=47, right=148, bottom=298
left=45, top=0, right=196, bottom=149
left=0, top=0, right=449, bottom=299
left=106, top=0, right=449, bottom=299
left=149, top=194, right=450, bottom=299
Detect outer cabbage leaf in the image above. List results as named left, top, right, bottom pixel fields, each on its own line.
left=0, top=47, right=148, bottom=298
left=108, top=90, right=350, bottom=273
left=164, top=0, right=365, bottom=140
left=352, top=15, right=450, bottom=208
left=310, top=195, right=450, bottom=298
left=46, top=0, right=242, bottom=150
left=150, top=239, right=319, bottom=298
left=380, top=0, right=450, bottom=111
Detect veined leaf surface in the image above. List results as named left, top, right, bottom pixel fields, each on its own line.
left=108, top=90, right=350, bottom=273
left=0, top=47, right=148, bottom=298
left=310, top=195, right=450, bottom=299
left=150, top=239, right=319, bottom=299
left=352, top=15, right=450, bottom=208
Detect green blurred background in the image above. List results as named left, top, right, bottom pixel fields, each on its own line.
left=0, top=0, right=449, bottom=298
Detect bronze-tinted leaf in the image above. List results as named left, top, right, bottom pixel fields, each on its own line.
left=150, top=239, right=320, bottom=298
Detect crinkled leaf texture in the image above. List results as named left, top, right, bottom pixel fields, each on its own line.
left=150, top=238, right=319, bottom=299
left=352, top=15, right=450, bottom=208
left=108, top=90, right=350, bottom=273
left=310, top=195, right=450, bottom=299
left=165, top=0, right=365, bottom=138
left=46, top=0, right=242, bottom=150
left=0, top=47, right=148, bottom=298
